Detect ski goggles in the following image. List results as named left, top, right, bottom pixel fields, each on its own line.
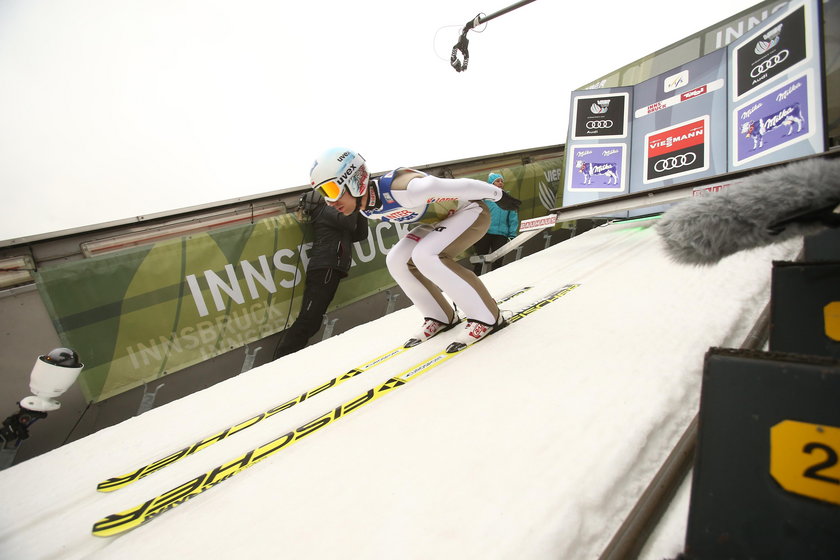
left=314, top=179, right=345, bottom=202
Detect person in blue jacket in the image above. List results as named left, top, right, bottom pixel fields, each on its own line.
left=473, top=172, right=520, bottom=275
left=309, top=148, right=521, bottom=350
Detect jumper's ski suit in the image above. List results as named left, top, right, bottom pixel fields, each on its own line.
left=362, top=169, right=506, bottom=325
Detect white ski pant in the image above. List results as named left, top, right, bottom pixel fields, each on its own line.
left=385, top=201, right=500, bottom=325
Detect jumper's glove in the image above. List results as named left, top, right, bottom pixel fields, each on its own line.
left=495, top=191, right=521, bottom=211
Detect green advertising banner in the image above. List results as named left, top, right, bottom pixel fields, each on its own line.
left=34, top=156, right=565, bottom=403
left=36, top=214, right=407, bottom=402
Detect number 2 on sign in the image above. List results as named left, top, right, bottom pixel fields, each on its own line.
left=802, top=442, right=840, bottom=484
left=770, top=420, right=840, bottom=505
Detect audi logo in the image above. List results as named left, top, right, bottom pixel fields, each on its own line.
left=750, top=49, right=789, bottom=78
left=653, top=153, right=697, bottom=172
left=585, top=120, right=613, bottom=129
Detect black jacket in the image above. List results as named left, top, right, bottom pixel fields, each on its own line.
left=303, top=195, right=369, bottom=276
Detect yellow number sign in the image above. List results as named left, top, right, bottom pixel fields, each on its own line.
left=825, top=301, right=840, bottom=341
left=770, top=420, right=840, bottom=506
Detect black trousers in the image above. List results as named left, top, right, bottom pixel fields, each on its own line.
left=273, top=268, right=342, bottom=359
left=472, top=233, right=509, bottom=275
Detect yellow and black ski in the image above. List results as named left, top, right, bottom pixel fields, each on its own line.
left=92, top=284, right=578, bottom=537
left=96, top=286, right=533, bottom=493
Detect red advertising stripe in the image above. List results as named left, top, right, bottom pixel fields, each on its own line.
left=647, top=119, right=706, bottom=158
left=680, top=85, right=707, bottom=101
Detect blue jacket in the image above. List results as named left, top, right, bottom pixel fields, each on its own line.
left=486, top=200, right=519, bottom=238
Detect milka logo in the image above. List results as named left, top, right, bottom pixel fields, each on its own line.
left=740, top=102, right=763, bottom=120
left=590, top=100, right=610, bottom=114
left=741, top=102, right=804, bottom=150
left=755, top=24, right=782, bottom=54
left=336, top=164, right=357, bottom=185
left=764, top=105, right=796, bottom=129
left=577, top=150, right=593, bottom=157
left=602, top=149, right=619, bottom=157
left=575, top=160, right=618, bottom=185
left=776, top=80, right=801, bottom=103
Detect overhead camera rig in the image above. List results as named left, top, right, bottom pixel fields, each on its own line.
left=450, top=0, right=538, bottom=72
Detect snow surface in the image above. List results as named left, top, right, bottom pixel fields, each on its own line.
left=0, top=219, right=802, bottom=559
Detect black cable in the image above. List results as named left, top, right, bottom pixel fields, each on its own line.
left=272, top=194, right=312, bottom=359
left=61, top=401, right=92, bottom=445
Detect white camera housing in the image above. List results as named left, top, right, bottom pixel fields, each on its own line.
left=20, top=353, right=84, bottom=412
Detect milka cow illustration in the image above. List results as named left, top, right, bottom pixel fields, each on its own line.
left=575, top=160, right=619, bottom=185
left=741, top=103, right=804, bottom=150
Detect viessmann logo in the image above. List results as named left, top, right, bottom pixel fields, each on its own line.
left=647, top=123, right=704, bottom=153
left=644, top=117, right=708, bottom=183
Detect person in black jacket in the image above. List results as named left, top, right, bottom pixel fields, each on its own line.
left=273, top=191, right=369, bottom=359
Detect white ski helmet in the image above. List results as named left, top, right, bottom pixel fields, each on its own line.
left=309, top=148, right=369, bottom=202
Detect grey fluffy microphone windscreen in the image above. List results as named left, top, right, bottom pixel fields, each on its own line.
left=657, top=156, right=840, bottom=265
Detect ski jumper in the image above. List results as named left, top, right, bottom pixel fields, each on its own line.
left=362, top=169, right=505, bottom=325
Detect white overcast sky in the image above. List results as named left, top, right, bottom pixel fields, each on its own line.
left=0, top=0, right=762, bottom=241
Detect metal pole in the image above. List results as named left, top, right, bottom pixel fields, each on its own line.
left=321, top=317, right=339, bottom=340
left=136, top=383, right=165, bottom=416
left=240, top=345, right=263, bottom=373
left=385, top=290, right=401, bottom=315
left=475, top=0, right=538, bottom=25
